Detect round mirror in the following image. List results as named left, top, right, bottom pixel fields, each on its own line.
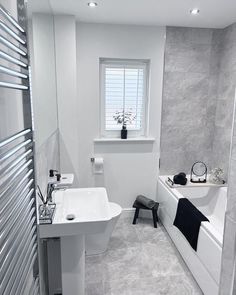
left=192, top=161, right=207, bottom=177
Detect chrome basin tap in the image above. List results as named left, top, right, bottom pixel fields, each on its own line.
left=47, top=183, right=68, bottom=203
left=47, top=183, right=54, bottom=203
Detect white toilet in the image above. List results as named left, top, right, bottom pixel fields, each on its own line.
left=85, top=202, right=122, bottom=255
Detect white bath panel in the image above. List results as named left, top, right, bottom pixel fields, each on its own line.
left=197, top=227, right=222, bottom=284
left=159, top=206, right=219, bottom=295
left=157, top=177, right=226, bottom=295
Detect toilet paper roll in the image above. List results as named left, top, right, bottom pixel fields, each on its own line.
left=93, top=157, right=104, bottom=174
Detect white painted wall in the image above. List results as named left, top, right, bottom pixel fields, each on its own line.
left=74, top=23, right=165, bottom=208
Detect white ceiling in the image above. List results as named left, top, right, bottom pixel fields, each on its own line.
left=28, top=0, right=236, bottom=29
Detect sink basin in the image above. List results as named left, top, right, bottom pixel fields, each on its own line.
left=39, top=187, right=112, bottom=238
left=39, top=187, right=112, bottom=295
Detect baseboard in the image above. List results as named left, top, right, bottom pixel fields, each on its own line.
left=120, top=208, right=135, bottom=218
left=121, top=208, right=153, bottom=219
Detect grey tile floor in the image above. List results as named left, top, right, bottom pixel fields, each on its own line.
left=85, top=217, right=203, bottom=295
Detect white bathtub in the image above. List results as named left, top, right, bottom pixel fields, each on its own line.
left=157, top=176, right=227, bottom=295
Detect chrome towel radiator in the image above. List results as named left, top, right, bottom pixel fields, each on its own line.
left=0, top=1, right=39, bottom=295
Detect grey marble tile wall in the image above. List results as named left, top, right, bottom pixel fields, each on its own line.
left=160, top=24, right=236, bottom=178
left=219, top=92, right=236, bottom=295
left=212, top=23, right=236, bottom=177
left=161, top=25, right=236, bottom=294
left=160, top=27, right=216, bottom=175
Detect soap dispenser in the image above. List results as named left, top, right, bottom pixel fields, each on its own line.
left=56, top=173, right=61, bottom=182
left=49, top=169, right=58, bottom=178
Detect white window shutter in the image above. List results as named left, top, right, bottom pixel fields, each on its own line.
left=101, top=60, right=148, bottom=137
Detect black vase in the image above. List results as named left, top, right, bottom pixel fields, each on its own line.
left=121, top=126, right=127, bottom=139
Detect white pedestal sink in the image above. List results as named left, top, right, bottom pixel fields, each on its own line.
left=39, top=188, right=111, bottom=295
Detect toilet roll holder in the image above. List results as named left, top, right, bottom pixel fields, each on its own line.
left=91, top=157, right=103, bottom=163
left=90, top=157, right=104, bottom=175
left=90, top=157, right=104, bottom=164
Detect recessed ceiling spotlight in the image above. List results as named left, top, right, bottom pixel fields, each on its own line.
left=88, top=2, right=98, bottom=7
left=190, top=8, right=200, bottom=15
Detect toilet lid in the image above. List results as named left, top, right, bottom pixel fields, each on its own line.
left=109, top=202, right=122, bottom=218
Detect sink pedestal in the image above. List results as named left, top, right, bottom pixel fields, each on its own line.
left=39, top=188, right=111, bottom=295
left=61, top=235, right=85, bottom=295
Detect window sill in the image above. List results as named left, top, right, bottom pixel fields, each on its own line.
left=94, top=137, right=155, bottom=143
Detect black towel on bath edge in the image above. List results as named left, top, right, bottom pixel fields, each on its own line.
left=173, top=198, right=209, bottom=251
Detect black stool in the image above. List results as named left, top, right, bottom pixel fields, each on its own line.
left=132, top=200, right=159, bottom=228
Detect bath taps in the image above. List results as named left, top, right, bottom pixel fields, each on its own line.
left=167, top=177, right=174, bottom=186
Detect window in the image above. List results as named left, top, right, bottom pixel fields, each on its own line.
left=100, top=59, right=149, bottom=137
